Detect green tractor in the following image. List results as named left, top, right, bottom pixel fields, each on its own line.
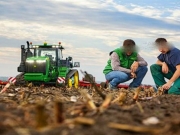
left=17, top=41, right=80, bottom=88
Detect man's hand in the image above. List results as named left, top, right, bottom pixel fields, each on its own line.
left=162, top=62, right=169, bottom=74
left=130, top=72, right=137, bottom=78
left=131, top=61, right=139, bottom=73
left=162, top=81, right=173, bottom=90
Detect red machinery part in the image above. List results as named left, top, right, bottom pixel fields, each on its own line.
left=0, top=77, right=16, bottom=85
left=0, top=80, right=8, bottom=85
left=79, top=76, right=153, bottom=89
left=79, top=80, right=129, bottom=89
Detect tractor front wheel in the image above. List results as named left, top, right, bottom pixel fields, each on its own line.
left=67, top=71, right=79, bottom=89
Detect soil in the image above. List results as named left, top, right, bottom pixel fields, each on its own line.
left=0, top=85, right=180, bottom=135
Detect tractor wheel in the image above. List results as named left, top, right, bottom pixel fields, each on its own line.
left=74, top=71, right=79, bottom=89
left=15, top=73, right=27, bottom=86
left=67, top=71, right=79, bottom=89
left=68, top=78, right=72, bottom=88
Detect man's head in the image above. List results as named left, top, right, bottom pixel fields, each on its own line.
left=123, top=39, right=136, bottom=55
left=155, top=38, right=170, bottom=54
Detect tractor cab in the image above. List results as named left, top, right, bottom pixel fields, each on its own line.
left=32, top=42, right=75, bottom=68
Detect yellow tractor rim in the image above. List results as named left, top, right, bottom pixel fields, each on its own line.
left=67, top=71, right=79, bottom=89
left=74, top=71, right=79, bottom=89
left=68, top=78, right=72, bottom=88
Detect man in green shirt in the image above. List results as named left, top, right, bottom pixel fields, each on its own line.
left=103, top=39, right=148, bottom=90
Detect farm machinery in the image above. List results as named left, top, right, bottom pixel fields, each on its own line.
left=16, top=41, right=80, bottom=88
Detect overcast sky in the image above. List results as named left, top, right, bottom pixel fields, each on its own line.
left=0, top=0, right=180, bottom=84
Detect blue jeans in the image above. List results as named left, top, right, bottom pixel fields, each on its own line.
left=105, top=66, right=148, bottom=88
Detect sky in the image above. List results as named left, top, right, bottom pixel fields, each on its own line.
left=0, top=0, right=180, bottom=85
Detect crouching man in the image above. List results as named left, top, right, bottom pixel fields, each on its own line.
left=103, top=39, right=148, bottom=90
left=150, top=38, right=180, bottom=94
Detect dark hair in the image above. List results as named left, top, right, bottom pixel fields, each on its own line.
left=155, top=38, right=167, bottom=44
left=123, top=39, right=135, bottom=46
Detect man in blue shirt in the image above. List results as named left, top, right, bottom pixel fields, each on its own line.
left=150, top=38, right=180, bottom=94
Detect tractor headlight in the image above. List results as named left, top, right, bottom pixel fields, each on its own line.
left=32, top=45, right=39, bottom=48
left=26, top=60, right=34, bottom=63
left=36, top=60, right=46, bottom=63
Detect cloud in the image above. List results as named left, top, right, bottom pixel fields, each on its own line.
left=139, top=50, right=160, bottom=58
left=51, top=0, right=106, bottom=9
left=166, top=9, right=180, bottom=22
left=0, top=47, right=19, bottom=55
left=111, top=2, right=163, bottom=19
left=0, top=17, right=179, bottom=50
left=63, top=47, right=109, bottom=66
left=102, top=1, right=180, bottom=24
left=0, top=20, right=47, bottom=41
left=0, top=47, right=20, bottom=63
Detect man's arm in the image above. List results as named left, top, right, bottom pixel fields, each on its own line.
left=137, top=54, right=148, bottom=66
left=111, top=52, right=131, bottom=73
left=156, top=60, right=169, bottom=74
left=169, top=65, right=180, bottom=83
left=163, top=65, right=180, bottom=89
left=130, top=53, right=147, bottom=73
left=156, top=60, right=164, bottom=66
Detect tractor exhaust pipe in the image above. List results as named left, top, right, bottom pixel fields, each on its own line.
left=26, top=41, right=32, bottom=58
left=27, top=41, right=30, bottom=51
left=17, top=45, right=26, bottom=72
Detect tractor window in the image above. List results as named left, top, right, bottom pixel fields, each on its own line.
left=35, top=49, right=56, bottom=61
left=58, top=49, right=63, bottom=59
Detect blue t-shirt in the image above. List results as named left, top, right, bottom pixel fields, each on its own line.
left=158, top=47, right=180, bottom=73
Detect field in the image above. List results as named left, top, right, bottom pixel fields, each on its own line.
left=0, top=85, right=180, bottom=135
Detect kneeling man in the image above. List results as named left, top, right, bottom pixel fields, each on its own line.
left=103, top=39, right=148, bottom=90
left=150, top=38, right=180, bottom=94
